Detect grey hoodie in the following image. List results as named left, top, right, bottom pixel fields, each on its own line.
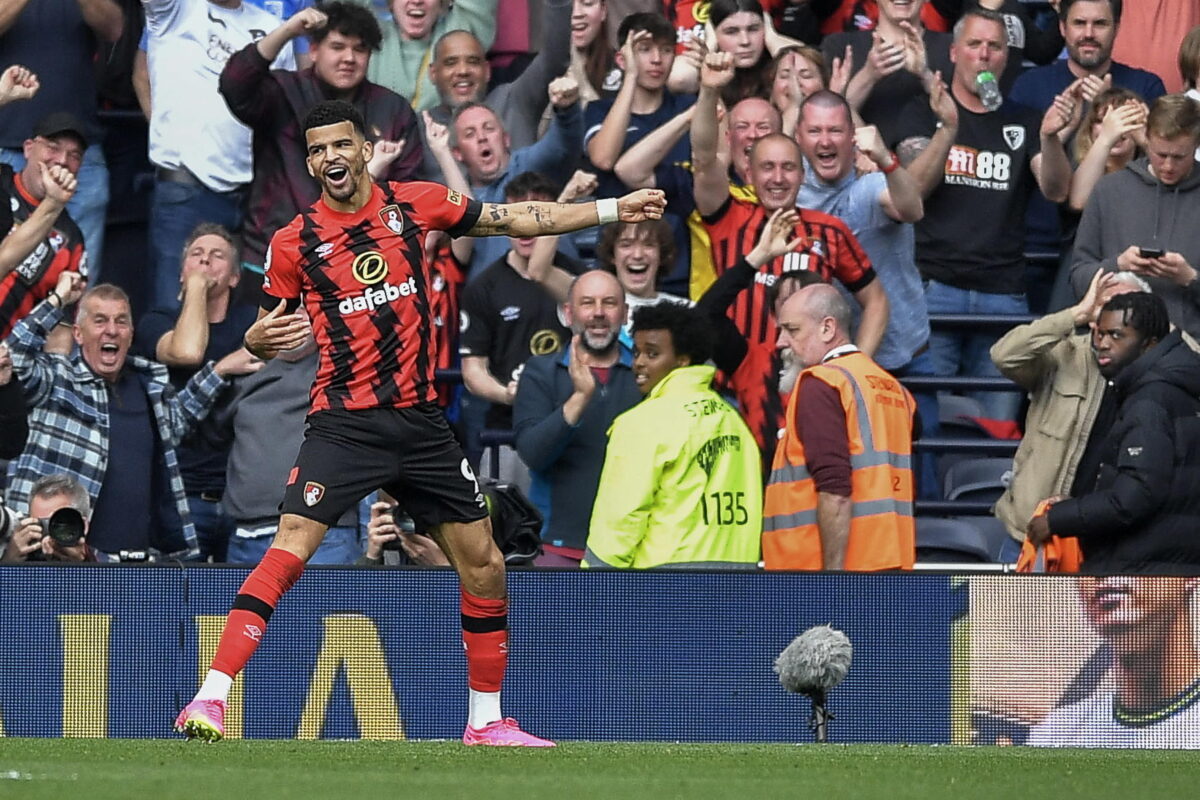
left=1070, top=156, right=1200, bottom=339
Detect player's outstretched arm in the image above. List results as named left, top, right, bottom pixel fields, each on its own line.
left=466, top=189, right=666, bottom=238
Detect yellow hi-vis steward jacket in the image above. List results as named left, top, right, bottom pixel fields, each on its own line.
left=583, top=365, right=762, bottom=569
left=762, top=351, right=916, bottom=571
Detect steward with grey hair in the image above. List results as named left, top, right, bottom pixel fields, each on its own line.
left=765, top=283, right=917, bottom=571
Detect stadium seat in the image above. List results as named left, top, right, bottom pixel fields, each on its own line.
left=915, top=517, right=992, bottom=563
left=961, top=515, right=1015, bottom=562
left=938, top=394, right=989, bottom=436
left=942, top=457, right=1013, bottom=504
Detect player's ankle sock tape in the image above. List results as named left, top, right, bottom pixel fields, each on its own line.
left=461, top=588, right=507, bottom=693
left=210, top=549, right=305, bottom=676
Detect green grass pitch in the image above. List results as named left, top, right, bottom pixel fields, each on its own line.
left=2, top=740, right=1199, bottom=799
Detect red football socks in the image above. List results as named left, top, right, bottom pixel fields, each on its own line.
left=211, top=548, right=305, bottom=677
left=461, top=587, right=508, bottom=692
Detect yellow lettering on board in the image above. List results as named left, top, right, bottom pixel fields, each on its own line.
left=297, top=614, right=403, bottom=740
left=60, top=614, right=110, bottom=737
left=196, top=615, right=245, bottom=739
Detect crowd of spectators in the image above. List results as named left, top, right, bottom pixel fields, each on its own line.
left=0, top=0, right=1199, bottom=574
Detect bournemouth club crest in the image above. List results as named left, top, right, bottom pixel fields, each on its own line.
left=379, top=205, right=405, bottom=234
left=303, top=481, right=325, bottom=507
left=1002, top=125, right=1025, bottom=151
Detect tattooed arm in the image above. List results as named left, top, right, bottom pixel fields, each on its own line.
left=466, top=189, right=666, bottom=237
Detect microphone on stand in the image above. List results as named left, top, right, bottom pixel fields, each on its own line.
left=774, top=625, right=853, bottom=742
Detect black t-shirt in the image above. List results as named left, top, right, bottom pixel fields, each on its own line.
left=89, top=371, right=155, bottom=553
left=821, top=30, right=954, bottom=149
left=908, top=98, right=1042, bottom=294
left=134, top=302, right=258, bottom=494
left=459, top=254, right=582, bottom=426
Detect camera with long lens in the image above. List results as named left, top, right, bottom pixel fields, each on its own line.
left=37, top=506, right=85, bottom=547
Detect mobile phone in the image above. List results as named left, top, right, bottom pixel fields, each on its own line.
left=1138, top=246, right=1165, bottom=259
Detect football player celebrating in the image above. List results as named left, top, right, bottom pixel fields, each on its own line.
left=174, top=100, right=666, bottom=747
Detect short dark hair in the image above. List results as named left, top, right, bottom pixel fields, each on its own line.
left=1102, top=291, right=1169, bottom=343
left=304, top=100, right=365, bottom=138
left=616, top=12, right=674, bottom=49
left=1059, top=0, right=1122, bottom=25
left=503, top=171, right=558, bottom=202
left=596, top=219, right=677, bottom=280
left=631, top=302, right=713, bottom=366
left=434, top=28, right=483, bottom=62
left=311, top=1, right=383, bottom=51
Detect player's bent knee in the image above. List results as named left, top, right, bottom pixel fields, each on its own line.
left=271, top=514, right=331, bottom=563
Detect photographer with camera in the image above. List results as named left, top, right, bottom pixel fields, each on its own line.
left=0, top=474, right=92, bottom=562
left=358, top=500, right=451, bottom=567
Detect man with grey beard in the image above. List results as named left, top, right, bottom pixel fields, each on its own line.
left=512, top=270, right=640, bottom=566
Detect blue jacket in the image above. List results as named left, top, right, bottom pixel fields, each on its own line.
left=512, top=343, right=639, bottom=550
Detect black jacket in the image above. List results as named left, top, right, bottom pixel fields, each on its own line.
left=1048, top=330, right=1200, bottom=574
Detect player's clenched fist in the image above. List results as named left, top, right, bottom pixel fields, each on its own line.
left=244, top=299, right=312, bottom=360
left=616, top=188, right=667, bottom=222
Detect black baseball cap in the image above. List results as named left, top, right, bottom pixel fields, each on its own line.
left=32, top=112, right=88, bottom=149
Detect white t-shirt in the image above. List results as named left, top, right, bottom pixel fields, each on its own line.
left=144, top=0, right=295, bottom=191
left=1027, top=686, right=1200, bottom=749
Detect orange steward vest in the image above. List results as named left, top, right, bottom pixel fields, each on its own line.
left=763, top=351, right=916, bottom=570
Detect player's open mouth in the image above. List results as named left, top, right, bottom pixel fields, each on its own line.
left=326, top=166, right=349, bottom=185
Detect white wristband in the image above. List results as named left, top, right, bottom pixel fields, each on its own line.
left=596, top=197, right=619, bottom=225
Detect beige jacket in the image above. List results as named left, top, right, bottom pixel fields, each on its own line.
left=989, top=309, right=1108, bottom=542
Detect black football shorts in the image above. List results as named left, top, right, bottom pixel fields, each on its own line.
left=281, top=404, right=488, bottom=531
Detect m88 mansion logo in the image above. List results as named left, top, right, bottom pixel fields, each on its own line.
left=944, top=145, right=1014, bottom=191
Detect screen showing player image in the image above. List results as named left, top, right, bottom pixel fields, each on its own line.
left=970, top=576, right=1200, bottom=749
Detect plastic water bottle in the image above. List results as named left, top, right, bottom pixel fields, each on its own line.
left=976, top=71, right=1003, bottom=112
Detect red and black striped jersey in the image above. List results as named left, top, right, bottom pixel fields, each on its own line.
left=263, top=181, right=481, bottom=412
left=427, top=242, right=468, bottom=408
left=703, top=195, right=876, bottom=347
left=0, top=166, right=87, bottom=338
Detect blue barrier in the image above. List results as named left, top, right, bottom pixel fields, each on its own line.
left=0, top=566, right=960, bottom=742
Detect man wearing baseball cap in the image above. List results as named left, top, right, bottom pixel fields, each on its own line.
left=0, top=110, right=87, bottom=344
